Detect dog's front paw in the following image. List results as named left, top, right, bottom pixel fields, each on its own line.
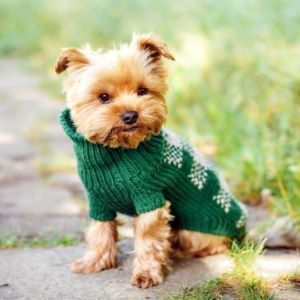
left=131, top=269, right=165, bottom=288
left=71, top=250, right=117, bottom=274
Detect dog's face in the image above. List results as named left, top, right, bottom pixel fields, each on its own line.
left=55, top=34, right=174, bottom=148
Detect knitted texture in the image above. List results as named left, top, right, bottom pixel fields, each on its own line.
left=60, top=109, right=247, bottom=239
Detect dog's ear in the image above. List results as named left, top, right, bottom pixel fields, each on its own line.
left=133, top=33, right=175, bottom=62
left=55, top=48, right=89, bottom=74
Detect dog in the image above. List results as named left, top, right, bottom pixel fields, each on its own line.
left=55, top=33, right=247, bottom=288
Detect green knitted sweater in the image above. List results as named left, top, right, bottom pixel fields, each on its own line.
left=60, top=109, right=247, bottom=239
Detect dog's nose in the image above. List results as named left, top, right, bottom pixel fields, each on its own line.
left=122, top=111, right=138, bottom=125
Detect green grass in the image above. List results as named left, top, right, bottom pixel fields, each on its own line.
left=165, top=278, right=225, bottom=300
left=228, top=239, right=265, bottom=280
left=0, top=0, right=299, bottom=219
left=279, top=267, right=300, bottom=284
left=0, top=235, right=80, bottom=249
left=225, top=240, right=273, bottom=300
left=166, top=240, right=274, bottom=300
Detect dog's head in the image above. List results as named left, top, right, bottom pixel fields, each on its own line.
left=55, top=33, right=174, bottom=148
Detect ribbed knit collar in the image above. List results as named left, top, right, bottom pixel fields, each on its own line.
left=60, top=108, right=165, bottom=170
left=60, top=108, right=87, bottom=142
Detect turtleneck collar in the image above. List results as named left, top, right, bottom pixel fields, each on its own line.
left=59, top=108, right=87, bottom=142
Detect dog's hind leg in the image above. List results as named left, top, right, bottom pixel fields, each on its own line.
left=171, top=229, right=229, bottom=258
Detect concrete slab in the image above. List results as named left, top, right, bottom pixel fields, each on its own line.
left=1, top=240, right=300, bottom=300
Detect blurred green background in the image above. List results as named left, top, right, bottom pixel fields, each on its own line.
left=1, top=0, right=299, bottom=219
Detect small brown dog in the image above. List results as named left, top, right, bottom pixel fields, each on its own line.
left=55, top=34, right=245, bottom=288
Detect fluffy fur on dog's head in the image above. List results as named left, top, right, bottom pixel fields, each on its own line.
left=55, top=33, right=174, bottom=148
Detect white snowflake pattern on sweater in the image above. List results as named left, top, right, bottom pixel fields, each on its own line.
left=236, top=213, right=247, bottom=229
left=184, top=143, right=211, bottom=190
left=213, top=188, right=232, bottom=213
left=163, top=130, right=183, bottom=168
left=188, top=152, right=208, bottom=190
left=235, top=202, right=247, bottom=228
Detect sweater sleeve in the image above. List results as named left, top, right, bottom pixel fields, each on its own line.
left=87, top=191, right=116, bottom=221
left=131, top=188, right=165, bottom=215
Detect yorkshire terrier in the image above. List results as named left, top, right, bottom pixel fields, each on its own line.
left=55, top=33, right=247, bottom=288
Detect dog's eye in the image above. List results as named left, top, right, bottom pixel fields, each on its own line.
left=98, top=93, right=110, bottom=103
left=137, top=87, right=148, bottom=96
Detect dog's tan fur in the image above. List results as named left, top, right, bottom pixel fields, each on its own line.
left=55, top=34, right=170, bottom=149
left=171, top=230, right=229, bottom=259
left=71, top=220, right=118, bottom=274
left=56, top=33, right=228, bottom=288
left=132, top=202, right=173, bottom=288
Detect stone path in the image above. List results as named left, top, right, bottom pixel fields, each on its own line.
left=0, top=59, right=86, bottom=239
left=1, top=240, right=300, bottom=300
left=0, top=58, right=300, bottom=299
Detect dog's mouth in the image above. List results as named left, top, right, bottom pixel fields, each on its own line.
left=122, top=125, right=140, bottom=132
